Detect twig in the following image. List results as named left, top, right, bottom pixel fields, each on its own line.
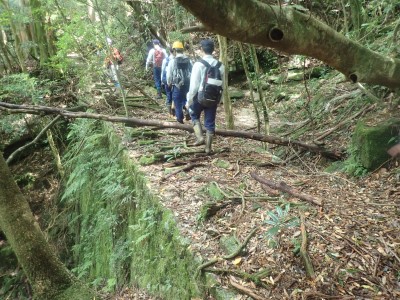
left=229, top=278, right=265, bottom=300
left=195, top=258, right=220, bottom=278
left=314, top=104, right=376, bottom=141
left=161, top=162, right=203, bottom=181
left=223, top=227, right=258, bottom=259
left=303, top=291, right=355, bottom=299
left=6, top=116, right=62, bottom=165
left=300, top=214, right=315, bottom=278
left=251, top=172, right=323, bottom=206
left=205, top=268, right=270, bottom=289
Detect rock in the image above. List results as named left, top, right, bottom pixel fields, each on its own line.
left=228, top=87, right=245, bottom=99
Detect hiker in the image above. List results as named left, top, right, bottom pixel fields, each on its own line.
left=104, top=37, right=123, bottom=90
left=161, top=47, right=175, bottom=117
left=186, top=39, right=224, bottom=154
left=146, top=39, right=168, bottom=99
left=166, top=41, right=192, bottom=124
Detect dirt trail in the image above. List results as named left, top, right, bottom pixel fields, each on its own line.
left=123, top=100, right=400, bottom=300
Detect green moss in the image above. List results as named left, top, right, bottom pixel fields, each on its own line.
left=351, top=119, right=400, bottom=171
left=61, top=120, right=204, bottom=299
left=139, top=154, right=155, bottom=165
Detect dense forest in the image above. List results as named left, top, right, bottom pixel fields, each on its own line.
left=0, top=0, right=399, bottom=299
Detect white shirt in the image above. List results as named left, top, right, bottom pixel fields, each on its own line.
left=146, top=45, right=168, bottom=70
left=161, top=53, right=174, bottom=83
left=186, top=54, right=225, bottom=106
left=166, top=53, right=191, bottom=86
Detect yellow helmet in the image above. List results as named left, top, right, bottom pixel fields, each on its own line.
left=172, top=41, right=184, bottom=49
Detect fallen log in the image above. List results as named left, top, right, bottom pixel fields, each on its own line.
left=251, top=172, right=323, bottom=207
left=0, top=102, right=343, bottom=159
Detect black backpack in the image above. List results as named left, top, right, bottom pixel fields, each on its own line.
left=197, top=59, right=223, bottom=107
left=172, top=56, right=192, bottom=89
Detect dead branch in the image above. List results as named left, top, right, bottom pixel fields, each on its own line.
left=314, top=104, right=376, bottom=141
left=181, top=24, right=207, bottom=33
left=6, top=116, right=62, bottom=165
left=251, top=172, right=323, bottom=206
left=300, top=214, right=315, bottom=278
left=303, top=291, right=355, bottom=299
left=229, top=278, right=265, bottom=300
left=161, top=162, right=204, bottom=181
left=0, top=102, right=343, bottom=159
left=223, top=227, right=258, bottom=259
left=205, top=267, right=270, bottom=288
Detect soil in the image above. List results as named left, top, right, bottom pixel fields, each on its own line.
left=116, top=81, right=400, bottom=300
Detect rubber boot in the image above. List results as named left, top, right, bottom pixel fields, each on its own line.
left=171, top=102, right=176, bottom=116
left=156, top=88, right=162, bottom=99
left=183, top=107, right=191, bottom=121
left=193, top=121, right=205, bottom=146
left=205, top=131, right=213, bottom=154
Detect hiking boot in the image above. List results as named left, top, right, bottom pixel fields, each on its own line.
left=167, top=104, right=172, bottom=115
left=205, top=131, right=213, bottom=154
left=177, top=119, right=184, bottom=124
left=193, top=121, right=205, bottom=146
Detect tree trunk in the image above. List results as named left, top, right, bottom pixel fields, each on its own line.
left=237, top=42, right=260, bottom=132
left=349, top=0, right=364, bottom=38
left=0, top=29, right=13, bottom=72
left=176, top=0, right=400, bottom=89
left=217, top=35, right=234, bottom=129
left=30, top=0, right=50, bottom=66
left=0, top=154, right=96, bottom=299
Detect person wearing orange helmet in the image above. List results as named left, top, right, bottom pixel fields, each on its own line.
left=166, top=41, right=192, bottom=124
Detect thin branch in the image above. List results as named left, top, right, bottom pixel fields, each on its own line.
left=6, top=116, right=61, bottom=165
left=251, top=172, right=323, bottom=206
left=300, top=214, right=315, bottom=278
left=0, top=102, right=343, bottom=159
left=229, top=278, right=265, bottom=300
left=161, top=162, right=203, bottom=181
left=223, top=227, right=258, bottom=259
left=181, top=24, right=207, bottom=33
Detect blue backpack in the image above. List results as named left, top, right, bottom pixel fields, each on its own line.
left=161, top=56, right=170, bottom=84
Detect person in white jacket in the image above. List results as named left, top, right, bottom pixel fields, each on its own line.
left=161, top=48, right=174, bottom=117
left=186, top=39, right=225, bottom=154
left=146, top=39, right=168, bottom=99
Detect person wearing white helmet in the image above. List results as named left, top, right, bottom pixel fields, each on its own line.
left=166, top=41, right=192, bottom=124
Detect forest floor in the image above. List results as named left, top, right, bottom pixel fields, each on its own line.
left=108, top=72, right=400, bottom=300
left=7, top=66, right=399, bottom=300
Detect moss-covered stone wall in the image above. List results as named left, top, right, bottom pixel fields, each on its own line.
left=352, top=119, right=400, bottom=171
left=60, top=120, right=203, bottom=299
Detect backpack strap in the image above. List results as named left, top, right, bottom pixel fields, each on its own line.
left=199, top=59, right=211, bottom=68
